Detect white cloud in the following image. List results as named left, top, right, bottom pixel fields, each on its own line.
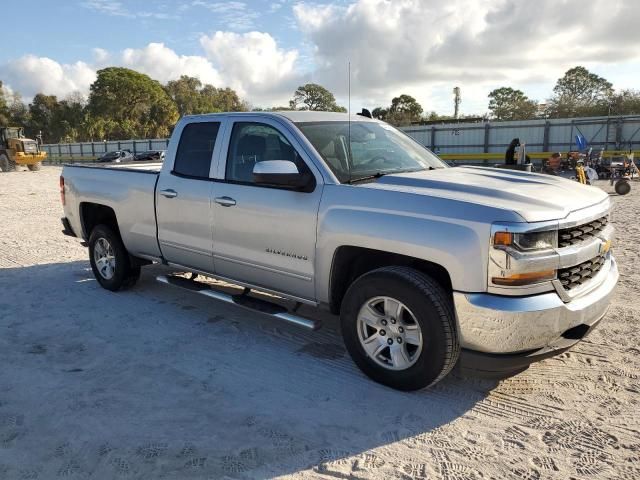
left=1, top=34, right=302, bottom=107
left=294, top=0, right=640, bottom=112
left=121, top=43, right=223, bottom=86
left=200, top=31, right=302, bottom=103
left=4, top=0, right=640, bottom=112
left=0, top=55, right=96, bottom=100
left=92, top=48, right=111, bottom=65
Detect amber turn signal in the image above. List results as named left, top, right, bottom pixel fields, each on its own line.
left=492, top=270, right=556, bottom=286
left=493, top=231, right=513, bottom=246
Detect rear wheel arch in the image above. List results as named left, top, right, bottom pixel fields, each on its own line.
left=79, top=203, right=120, bottom=241
left=79, top=202, right=151, bottom=268
left=328, top=246, right=453, bottom=315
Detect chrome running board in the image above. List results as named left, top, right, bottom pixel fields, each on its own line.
left=156, top=275, right=318, bottom=330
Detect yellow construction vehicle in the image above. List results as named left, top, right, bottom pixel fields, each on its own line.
left=0, top=127, right=47, bottom=172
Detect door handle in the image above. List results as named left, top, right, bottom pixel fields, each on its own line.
left=160, top=189, right=178, bottom=198
left=214, top=196, right=236, bottom=207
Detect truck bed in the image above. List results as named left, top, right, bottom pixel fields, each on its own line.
left=63, top=161, right=163, bottom=174
left=61, top=161, right=162, bottom=259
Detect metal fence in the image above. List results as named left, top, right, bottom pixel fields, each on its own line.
left=400, top=114, right=640, bottom=157
left=42, top=139, right=170, bottom=164
left=41, top=114, right=640, bottom=164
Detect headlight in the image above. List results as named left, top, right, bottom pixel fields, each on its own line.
left=490, top=228, right=558, bottom=289
left=494, top=230, right=556, bottom=251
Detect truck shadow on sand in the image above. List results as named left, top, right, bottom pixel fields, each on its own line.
left=0, top=261, right=499, bottom=479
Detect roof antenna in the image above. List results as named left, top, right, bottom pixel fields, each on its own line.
left=347, top=61, right=353, bottom=183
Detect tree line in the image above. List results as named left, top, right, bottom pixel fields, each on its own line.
left=371, top=66, right=640, bottom=125
left=0, top=69, right=349, bottom=143
left=487, top=66, right=640, bottom=121
left=0, top=68, right=250, bottom=143
left=1, top=65, right=639, bottom=143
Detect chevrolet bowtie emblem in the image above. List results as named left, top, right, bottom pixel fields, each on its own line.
left=600, top=239, right=611, bottom=254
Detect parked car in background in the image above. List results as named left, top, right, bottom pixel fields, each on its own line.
left=97, top=150, right=134, bottom=163
left=134, top=150, right=165, bottom=161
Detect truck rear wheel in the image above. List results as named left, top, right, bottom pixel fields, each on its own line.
left=27, top=162, right=42, bottom=171
left=88, top=224, right=140, bottom=291
left=0, top=154, right=16, bottom=172
left=341, top=266, right=459, bottom=390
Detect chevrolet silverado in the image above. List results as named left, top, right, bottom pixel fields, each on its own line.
left=60, top=111, right=618, bottom=390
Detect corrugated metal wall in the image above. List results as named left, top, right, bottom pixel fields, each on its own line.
left=41, top=114, right=640, bottom=163
left=401, top=114, right=640, bottom=154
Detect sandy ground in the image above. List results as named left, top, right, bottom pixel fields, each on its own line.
left=0, top=166, right=638, bottom=480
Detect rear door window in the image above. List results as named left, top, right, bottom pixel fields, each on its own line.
left=173, top=122, right=220, bottom=179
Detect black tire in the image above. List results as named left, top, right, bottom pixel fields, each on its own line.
left=88, top=224, right=140, bottom=291
left=340, top=266, right=460, bottom=391
left=0, top=153, right=16, bottom=172
left=27, top=162, right=42, bottom=171
left=615, top=179, right=631, bottom=195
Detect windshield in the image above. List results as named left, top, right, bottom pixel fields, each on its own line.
left=295, top=121, right=447, bottom=183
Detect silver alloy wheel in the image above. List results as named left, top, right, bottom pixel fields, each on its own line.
left=356, top=296, right=423, bottom=371
left=94, top=237, right=116, bottom=280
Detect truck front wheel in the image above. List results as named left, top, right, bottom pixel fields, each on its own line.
left=88, top=224, right=140, bottom=291
left=341, top=266, right=460, bottom=390
left=27, top=162, right=42, bottom=171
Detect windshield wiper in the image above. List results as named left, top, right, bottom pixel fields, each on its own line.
left=347, top=172, right=388, bottom=184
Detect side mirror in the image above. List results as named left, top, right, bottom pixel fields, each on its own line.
left=252, top=160, right=314, bottom=191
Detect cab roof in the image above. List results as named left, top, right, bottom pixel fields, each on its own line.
left=182, top=110, right=378, bottom=123
left=274, top=110, right=377, bottom=123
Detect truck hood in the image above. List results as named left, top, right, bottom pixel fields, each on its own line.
left=364, top=166, right=609, bottom=223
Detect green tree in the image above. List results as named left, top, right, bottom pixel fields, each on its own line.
left=291, top=83, right=346, bottom=112
left=165, top=76, right=247, bottom=116
left=27, top=93, right=59, bottom=142
left=390, top=94, right=423, bottom=118
left=201, top=85, right=247, bottom=112
left=487, top=87, right=538, bottom=120
left=609, top=89, right=640, bottom=116
left=23, top=92, right=87, bottom=143
left=52, top=94, right=86, bottom=143
left=165, top=75, right=206, bottom=116
left=547, top=66, right=613, bottom=118
left=88, top=67, right=179, bottom=139
left=373, top=94, right=424, bottom=126
left=7, top=91, right=30, bottom=128
left=371, top=107, right=388, bottom=121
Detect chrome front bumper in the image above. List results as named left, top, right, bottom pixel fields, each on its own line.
left=454, top=255, right=618, bottom=354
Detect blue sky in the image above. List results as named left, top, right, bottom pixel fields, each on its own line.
left=2, top=0, right=639, bottom=114
left=2, top=1, right=303, bottom=63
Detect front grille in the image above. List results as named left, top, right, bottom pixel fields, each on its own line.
left=558, top=255, right=606, bottom=291
left=558, top=216, right=608, bottom=248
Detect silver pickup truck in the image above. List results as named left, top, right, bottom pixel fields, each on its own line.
left=60, top=111, right=618, bottom=390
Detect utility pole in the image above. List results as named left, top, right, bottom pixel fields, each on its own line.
left=453, top=87, right=461, bottom=119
